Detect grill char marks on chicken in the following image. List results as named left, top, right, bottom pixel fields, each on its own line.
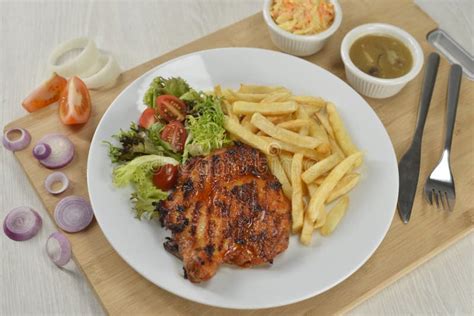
left=159, top=143, right=291, bottom=283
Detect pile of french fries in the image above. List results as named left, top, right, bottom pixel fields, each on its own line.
left=214, top=84, right=363, bottom=246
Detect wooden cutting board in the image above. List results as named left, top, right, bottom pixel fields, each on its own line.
left=5, top=0, right=473, bottom=314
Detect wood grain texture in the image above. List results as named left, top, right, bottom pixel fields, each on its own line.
left=1, top=0, right=473, bottom=315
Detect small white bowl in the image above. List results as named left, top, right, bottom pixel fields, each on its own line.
left=263, top=0, right=342, bottom=57
left=340, top=23, right=424, bottom=99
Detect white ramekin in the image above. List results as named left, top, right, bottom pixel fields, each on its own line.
left=340, top=23, right=424, bottom=99
left=263, top=0, right=342, bottom=57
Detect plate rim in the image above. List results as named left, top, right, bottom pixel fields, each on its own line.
left=87, top=47, right=399, bottom=310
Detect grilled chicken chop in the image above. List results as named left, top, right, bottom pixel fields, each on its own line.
left=158, top=143, right=291, bottom=283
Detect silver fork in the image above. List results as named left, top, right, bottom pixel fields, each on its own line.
left=424, top=64, right=463, bottom=211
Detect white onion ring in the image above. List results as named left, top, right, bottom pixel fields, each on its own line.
left=2, top=128, right=31, bottom=152
left=48, top=37, right=100, bottom=78
left=46, top=231, right=72, bottom=267
left=44, top=172, right=69, bottom=195
left=79, top=54, right=107, bottom=77
left=82, top=54, right=121, bottom=90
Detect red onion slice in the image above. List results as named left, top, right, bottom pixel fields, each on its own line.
left=46, top=231, right=72, bottom=266
left=44, top=172, right=69, bottom=195
left=33, top=143, right=52, bottom=160
left=36, top=134, right=75, bottom=169
left=2, top=128, right=31, bottom=151
left=3, top=206, right=42, bottom=241
left=54, top=196, right=93, bottom=233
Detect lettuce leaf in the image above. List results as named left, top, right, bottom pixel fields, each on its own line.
left=105, top=122, right=181, bottom=163
left=113, top=155, right=179, bottom=219
left=183, top=93, right=232, bottom=160
left=143, top=77, right=191, bottom=108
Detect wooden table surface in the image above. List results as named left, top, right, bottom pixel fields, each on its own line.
left=0, top=1, right=472, bottom=315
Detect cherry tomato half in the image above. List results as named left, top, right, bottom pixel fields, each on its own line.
left=138, top=108, right=156, bottom=129
left=156, top=95, right=186, bottom=122
left=161, top=121, right=187, bottom=153
left=58, top=76, right=91, bottom=125
left=22, top=73, right=67, bottom=112
left=153, top=164, right=178, bottom=191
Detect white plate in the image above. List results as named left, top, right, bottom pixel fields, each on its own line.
left=87, top=48, right=398, bottom=309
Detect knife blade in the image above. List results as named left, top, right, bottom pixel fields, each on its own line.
left=398, top=52, right=440, bottom=223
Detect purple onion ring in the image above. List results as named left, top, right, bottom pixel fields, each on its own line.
left=2, top=128, right=31, bottom=152
left=54, top=196, right=93, bottom=233
left=3, top=206, right=42, bottom=241
left=36, top=134, right=75, bottom=169
left=46, top=231, right=72, bottom=267
left=44, top=172, right=69, bottom=195
left=33, top=143, right=52, bottom=160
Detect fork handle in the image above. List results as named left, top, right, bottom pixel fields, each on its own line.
left=412, top=53, right=440, bottom=149
left=444, top=64, right=462, bottom=152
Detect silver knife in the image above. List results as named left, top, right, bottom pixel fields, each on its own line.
left=398, top=52, right=440, bottom=223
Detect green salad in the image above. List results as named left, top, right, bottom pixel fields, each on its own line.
left=106, top=77, right=231, bottom=219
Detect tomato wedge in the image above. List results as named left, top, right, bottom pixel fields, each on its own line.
left=152, top=164, right=178, bottom=191
left=58, top=76, right=91, bottom=125
left=138, top=108, right=156, bottom=129
left=22, top=73, right=67, bottom=112
left=156, top=95, right=186, bottom=122
left=161, top=121, right=187, bottom=152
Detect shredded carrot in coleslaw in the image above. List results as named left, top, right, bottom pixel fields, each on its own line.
left=271, top=0, right=335, bottom=35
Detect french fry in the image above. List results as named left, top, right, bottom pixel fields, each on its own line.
left=278, top=152, right=293, bottom=179
left=326, top=102, right=358, bottom=157
left=214, top=85, right=223, bottom=97
left=314, top=208, right=327, bottom=229
left=300, top=152, right=363, bottom=244
left=262, top=92, right=292, bottom=103
left=222, top=89, right=236, bottom=103
left=326, top=173, right=360, bottom=203
left=302, top=104, right=322, bottom=115
left=227, top=90, right=270, bottom=102
left=267, top=115, right=288, bottom=124
left=266, top=154, right=292, bottom=199
left=224, top=116, right=276, bottom=155
left=251, top=113, right=322, bottom=149
left=291, top=153, right=304, bottom=232
left=308, top=118, right=331, bottom=157
left=314, top=176, right=327, bottom=185
left=223, top=99, right=238, bottom=121
left=239, top=84, right=289, bottom=94
left=261, top=136, right=325, bottom=161
left=241, top=115, right=258, bottom=133
left=307, top=183, right=318, bottom=196
left=315, top=110, right=334, bottom=139
left=301, top=153, right=342, bottom=184
left=296, top=105, right=310, bottom=136
left=303, top=158, right=317, bottom=170
left=320, top=196, right=349, bottom=236
left=329, top=136, right=345, bottom=157
left=300, top=215, right=314, bottom=245
left=233, top=101, right=297, bottom=115
left=309, top=117, right=329, bottom=142
left=276, top=119, right=311, bottom=131
left=291, top=96, right=326, bottom=110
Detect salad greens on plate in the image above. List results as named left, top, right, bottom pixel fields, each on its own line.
left=105, top=77, right=231, bottom=219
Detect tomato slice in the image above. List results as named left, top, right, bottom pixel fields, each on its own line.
left=22, top=73, right=67, bottom=112
left=138, top=108, right=156, bottom=129
left=152, top=164, right=178, bottom=191
left=58, top=76, right=91, bottom=125
left=156, top=95, right=186, bottom=122
left=161, top=121, right=187, bottom=152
